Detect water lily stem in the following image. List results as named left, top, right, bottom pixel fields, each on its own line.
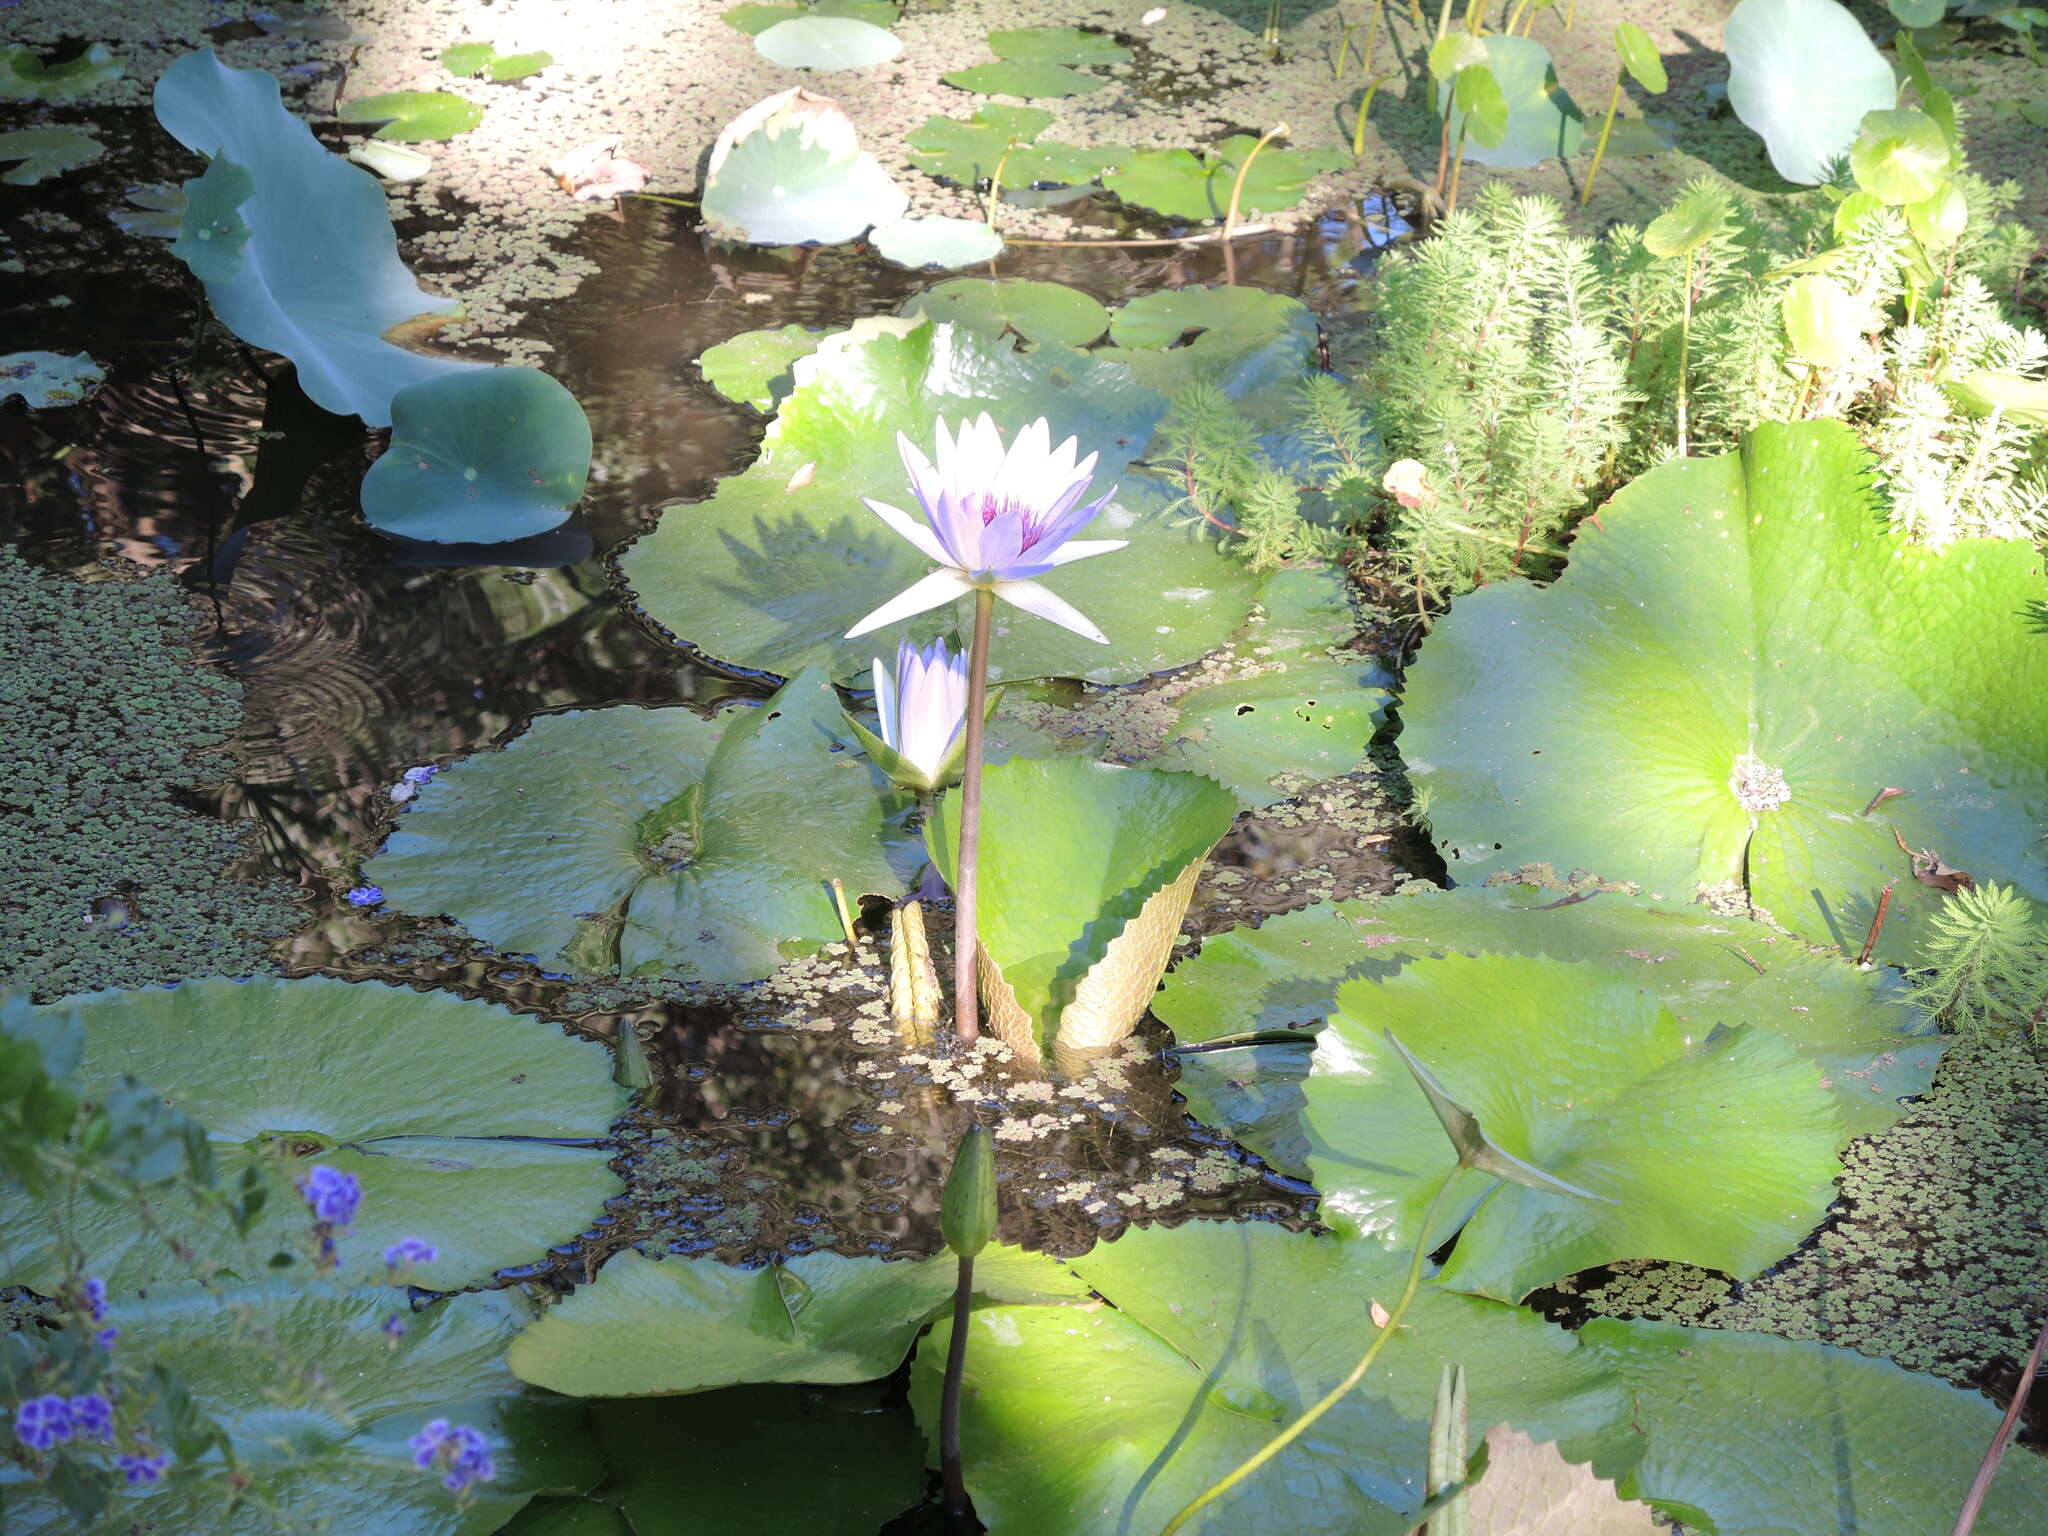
left=940, top=1253, right=978, bottom=1528
left=1580, top=75, right=1624, bottom=206
left=1676, top=246, right=1695, bottom=456
left=953, top=587, right=997, bottom=1044
left=1158, top=1169, right=1467, bottom=1536
left=1223, top=124, right=1290, bottom=286
left=1951, top=1313, right=2048, bottom=1536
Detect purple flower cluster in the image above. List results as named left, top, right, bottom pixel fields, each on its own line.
left=409, top=1419, right=496, bottom=1493
left=70, top=1393, right=113, bottom=1442
left=82, top=1276, right=107, bottom=1322
left=345, top=885, right=385, bottom=907
left=300, top=1165, right=362, bottom=1227
left=11, top=1391, right=119, bottom=1451
left=118, top=1453, right=170, bottom=1485
left=383, top=1237, right=439, bottom=1269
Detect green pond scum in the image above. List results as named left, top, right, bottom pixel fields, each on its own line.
left=3, top=0, right=2047, bottom=1531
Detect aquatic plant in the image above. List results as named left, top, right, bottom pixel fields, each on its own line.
left=1907, top=882, right=2048, bottom=1032
left=702, top=86, right=908, bottom=245
left=337, top=91, right=485, bottom=142
left=0, top=350, right=105, bottom=406
left=0, top=127, right=104, bottom=185
left=846, top=637, right=971, bottom=791
left=1580, top=23, right=1667, bottom=205
left=867, top=214, right=1004, bottom=269
left=438, top=41, right=553, bottom=81
left=754, top=14, right=902, bottom=69
left=1724, top=0, right=1895, bottom=183
left=0, top=42, right=122, bottom=101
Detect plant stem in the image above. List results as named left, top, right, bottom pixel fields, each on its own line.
left=952, top=588, right=996, bottom=1044
left=1223, top=123, right=1289, bottom=286
left=1351, top=77, right=1388, bottom=158
left=986, top=143, right=1016, bottom=229
left=1433, top=0, right=1457, bottom=42
left=1676, top=246, right=1695, bottom=457
left=1445, top=122, right=1469, bottom=213
left=1159, top=1170, right=1468, bottom=1536
left=1359, top=0, right=1389, bottom=77
left=1580, top=75, right=1623, bottom=206
left=1563, top=0, right=1577, bottom=26
left=1950, top=1314, right=2048, bottom=1536
left=940, top=1253, right=978, bottom=1528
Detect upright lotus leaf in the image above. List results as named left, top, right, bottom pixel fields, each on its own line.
left=0, top=1283, right=595, bottom=1536
left=168, top=151, right=254, bottom=282
left=754, top=15, right=902, bottom=69
left=1612, top=22, right=1667, bottom=95
left=899, top=278, right=1111, bottom=347
left=905, top=105, right=1111, bottom=189
left=618, top=318, right=1264, bottom=683
left=0, top=127, right=104, bottom=184
left=360, top=367, right=593, bottom=543
left=1103, top=137, right=1349, bottom=222
left=1102, top=284, right=1319, bottom=397
left=1849, top=106, right=1951, bottom=204
left=1399, top=421, right=2048, bottom=959
left=928, top=757, right=1238, bottom=1068
left=508, top=1245, right=1086, bottom=1395
left=0, top=42, right=122, bottom=100
left=339, top=91, right=488, bottom=142
left=1435, top=36, right=1583, bottom=168
left=1725, top=0, right=1895, bottom=184
left=368, top=674, right=921, bottom=984
left=869, top=215, right=1003, bottom=270
left=0, top=976, right=627, bottom=1293
left=1156, top=884, right=1939, bottom=1137
left=697, top=322, right=827, bottom=411
left=987, top=26, right=1131, bottom=66
left=0, top=351, right=106, bottom=408
left=701, top=92, right=908, bottom=244
left=153, top=49, right=473, bottom=424
left=942, top=60, right=1110, bottom=98
left=1584, top=1320, right=2048, bottom=1533
left=907, top=1221, right=1639, bottom=1536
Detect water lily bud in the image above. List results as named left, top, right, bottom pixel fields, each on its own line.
left=940, top=1124, right=997, bottom=1259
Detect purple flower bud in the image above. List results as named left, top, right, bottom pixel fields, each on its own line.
left=13, top=1394, right=72, bottom=1451
left=96, top=1327, right=120, bottom=1350
left=69, top=1393, right=113, bottom=1441
left=82, top=1276, right=108, bottom=1323
left=300, top=1164, right=362, bottom=1228
left=409, top=1419, right=495, bottom=1491
left=118, top=1453, right=170, bottom=1485
left=345, top=885, right=385, bottom=907
left=382, top=1313, right=408, bottom=1340
left=403, top=766, right=439, bottom=785
left=383, top=1237, right=439, bottom=1269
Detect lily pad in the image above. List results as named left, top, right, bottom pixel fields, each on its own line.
left=987, top=26, right=1131, bottom=66
left=365, top=672, right=922, bottom=985
left=349, top=139, right=435, bottom=181
left=154, top=49, right=473, bottom=424
left=616, top=318, right=1265, bottom=684
left=1158, top=883, right=1940, bottom=1137
left=169, top=152, right=254, bottom=282
left=942, top=61, right=1110, bottom=98
left=442, top=42, right=554, bottom=81
left=0, top=127, right=104, bottom=185
left=1725, top=0, right=1896, bottom=184
left=906, top=1220, right=1637, bottom=1536
left=755, top=15, right=902, bottom=69
left=340, top=90, right=487, bottom=142
left=899, top=277, right=1110, bottom=347
left=508, top=1245, right=1086, bottom=1395
left=1102, top=283, right=1319, bottom=396
left=869, top=215, right=1002, bottom=269
left=1398, top=420, right=2048, bottom=958
left=698, top=323, right=827, bottom=410
left=928, top=757, right=1238, bottom=1063
left=701, top=103, right=908, bottom=244
left=1436, top=35, right=1584, bottom=168
left=905, top=104, right=1112, bottom=189
left=1465, top=1427, right=1661, bottom=1533
left=722, top=0, right=899, bottom=33
left=1103, top=136, right=1348, bottom=221
left=0, top=350, right=106, bottom=408
left=0, top=42, right=122, bottom=100
left=0, top=976, right=627, bottom=1293
left=360, top=367, right=593, bottom=544
left=1586, top=1319, right=2048, bottom=1533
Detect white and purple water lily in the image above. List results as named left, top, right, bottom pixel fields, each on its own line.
left=847, top=637, right=970, bottom=791
left=844, top=414, right=1126, bottom=645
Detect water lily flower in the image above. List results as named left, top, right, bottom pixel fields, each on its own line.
left=847, top=638, right=970, bottom=791
left=845, top=415, right=1126, bottom=645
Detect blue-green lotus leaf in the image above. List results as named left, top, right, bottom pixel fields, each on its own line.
left=942, top=60, right=1109, bottom=98
left=169, top=151, right=254, bottom=282
left=702, top=117, right=908, bottom=245
left=754, top=15, right=902, bottom=68
left=153, top=49, right=473, bottom=423
left=1725, top=0, right=1895, bottom=183
left=870, top=215, right=1003, bottom=269
left=0, top=42, right=122, bottom=101
left=361, top=367, right=592, bottom=544
left=0, top=127, right=104, bottom=184
left=1434, top=35, right=1585, bottom=168
left=339, top=90, right=487, bottom=142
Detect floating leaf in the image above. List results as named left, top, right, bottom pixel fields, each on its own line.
left=348, top=139, right=434, bottom=181
left=340, top=89, right=486, bottom=141
left=1464, top=1426, right=1661, bottom=1533
left=942, top=61, right=1110, bottom=98
left=722, top=0, right=899, bottom=33
left=905, top=105, right=1110, bottom=188
left=869, top=215, right=1003, bottom=269
left=252, top=4, right=357, bottom=40
left=442, top=42, right=554, bottom=80
left=1103, top=136, right=1347, bottom=221
left=1848, top=106, right=1951, bottom=203
left=0, top=351, right=106, bottom=408
left=0, top=976, right=627, bottom=1292
left=702, top=90, right=907, bottom=244
left=1725, top=0, right=1896, bottom=184
left=0, top=127, right=103, bottom=185
left=360, top=367, right=592, bottom=544
left=1612, top=22, right=1667, bottom=94
left=987, top=25, right=1130, bottom=65
left=899, top=277, right=1111, bottom=346
left=1398, top=420, right=2048, bottom=957
left=169, top=152, right=254, bottom=282
left=0, top=42, right=122, bottom=100
left=1102, top=283, right=1319, bottom=396
left=755, top=15, right=903, bottom=69
left=697, top=322, right=827, bottom=410
left=1435, top=36, right=1583, bottom=168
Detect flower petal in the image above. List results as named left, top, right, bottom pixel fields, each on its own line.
left=862, top=498, right=951, bottom=565
left=992, top=578, right=1109, bottom=644
left=1038, top=538, right=1128, bottom=567
left=845, top=567, right=975, bottom=639
left=873, top=654, right=898, bottom=748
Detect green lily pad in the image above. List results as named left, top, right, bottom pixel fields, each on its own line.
left=942, top=60, right=1109, bottom=98
left=1103, top=136, right=1347, bottom=221
left=1157, top=884, right=1940, bottom=1137
left=1725, top=0, right=1896, bottom=184
left=701, top=107, right=907, bottom=244
left=1436, top=36, right=1584, bottom=169
left=1398, top=420, right=2048, bottom=958
left=697, top=323, right=827, bottom=411
left=365, top=671, right=922, bottom=985
left=360, top=367, right=593, bottom=544
left=442, top=43, right=554, bottom=81
left=0, top=127, right=104, bottom=185
left=616, top=318, right=1265, bottom=684
left=869, top=215, right=1003, bottom=269
left=0, top=42, right=122, bottom=100
left=987, top=25, right=1130, bottom=66
left=1467, top=1427, right=1661, bottom=1532
left=0, top=1282, right=596, bottom=1536
left=1612, top=22, right=1667, bottom=94
left=929, top=757, right=1238, bottom=1058
left=1102, top=283, right=1319, bottom=396
left=722, top=0, right=899, bottom=33
left=508, top=1245, right=1085, bottom=1395
left=899, top=277, right=1111, bottom=347
left=905, top=104, right=1112, bottom=189
left=0, top=350, right=106, bottom=408
left=755, top=15, right=902, bottom=69
left=1586, top=1319, right=2048, bottom=1533
left=169, top=152, right=254, bottom=282
left=907, top=1220, right=1637, bottom=1536
left=0, top=976, right=627, bottom=1293
left=340, top=90, right=487, bottom=142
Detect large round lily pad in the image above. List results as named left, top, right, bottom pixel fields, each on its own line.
left=366, top=671, right=924, bottom=985
left=898, top=278, right=1111, bottom=347
left=0, top=977, right=627, bottom=1293
left=616, top=318, right=1263, bottom=684
left=1101, top=284, right=1319, bottom=397
left=869, top=215, right=1003, bottom=270
left=753, top=16, right=902, bottom=69
left=1103, top=137, right=1347, bottom=222
left=1399, top=421, right=2048, bottom=959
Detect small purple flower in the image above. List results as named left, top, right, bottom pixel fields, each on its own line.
left=382, top=1313, right=408, bottom=1340
left=13, top=1394, right=72, bottom=1451
left=403, top=766, right=439, bottom=785
left=409, top=1419, right=496, bottom=1492
left=96, top=1327, right=120, bottom=1350
left=383, top=1237, right=439, bottom=1269
left=82, top=1276, right=108, bottom=1322
left=300, top=1164, right=362, bottom=1228
left=70, top=1393, right=113, bottom=1442
left=118, top=1453, right=170, bottom=1485
left=346, top=885, right=384, bottom=907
